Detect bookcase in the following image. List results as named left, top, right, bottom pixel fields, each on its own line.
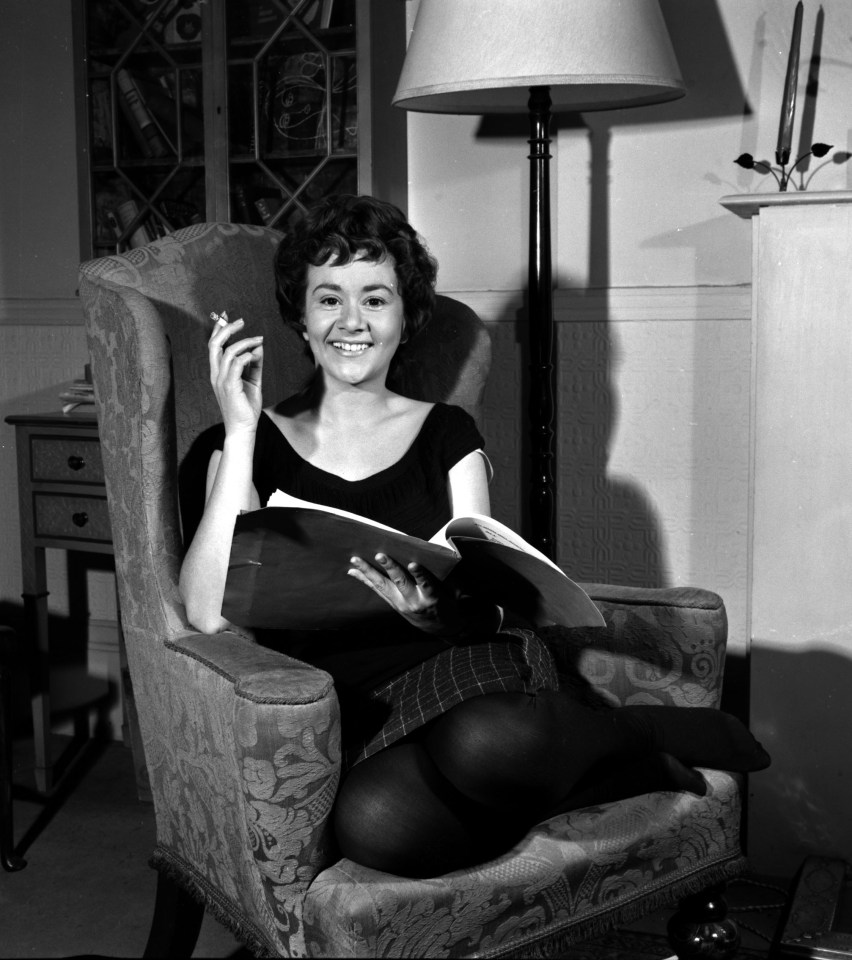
left=72, top=0, right=408, bottom=257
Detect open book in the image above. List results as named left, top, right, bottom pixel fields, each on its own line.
left=222, top=490, right=605, bottom=631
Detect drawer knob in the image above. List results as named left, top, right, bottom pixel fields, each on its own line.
left=68, top=455, right=86, bottom=471
left=72, top=512, right=89, bottom=528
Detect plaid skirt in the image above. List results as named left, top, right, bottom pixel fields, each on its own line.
left=344, top=627, right=560, bottom=768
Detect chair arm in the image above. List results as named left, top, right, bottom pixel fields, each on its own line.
left=169, top=629, right=335, bottom=704
left=141, top=627, right=340, bottom=957
left=540, top=583, right=728, bottom=709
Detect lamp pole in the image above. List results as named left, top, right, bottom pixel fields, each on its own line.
left=527, top=85, right=557, bottom=560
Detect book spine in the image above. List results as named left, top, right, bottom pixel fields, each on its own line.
left=232, top=182, right=256, bottom=224
left=254, top=196, right=283, bottom=225
left=90, top=78, right=113, bottom=158
left=115, top=199, right=153, bottom=249
left=116, top=68, right=169, bottom=158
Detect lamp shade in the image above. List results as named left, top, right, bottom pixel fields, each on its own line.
left=393, top=0, right=685, bottom=114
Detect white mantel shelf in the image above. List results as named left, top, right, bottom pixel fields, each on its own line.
left=720, top=189, right=852, bottom=219
left=730, top=195, right=852, bottom=877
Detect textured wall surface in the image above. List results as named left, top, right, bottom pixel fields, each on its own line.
left=454, top=288, right=751, bottom=662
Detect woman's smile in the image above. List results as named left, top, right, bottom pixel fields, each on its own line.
left=330, top=340, right=372, bottom=354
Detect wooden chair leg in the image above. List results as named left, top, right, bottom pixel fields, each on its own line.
left=667, top=883, right=740, bottom=959
left=1, top=627, right=26, bottom=872
left=143, top=870, right=205, bottom=958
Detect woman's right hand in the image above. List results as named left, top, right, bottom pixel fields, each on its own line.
left=208, top=312, right=264, bottom=434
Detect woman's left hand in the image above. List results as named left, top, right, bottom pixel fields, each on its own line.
left=348, top=553, right=463, bottom=637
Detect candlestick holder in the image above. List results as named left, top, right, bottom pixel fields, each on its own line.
left=734, top=142, right=851, bottom=192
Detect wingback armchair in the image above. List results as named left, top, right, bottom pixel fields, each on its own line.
left=79, top=222, right=746, bottom=959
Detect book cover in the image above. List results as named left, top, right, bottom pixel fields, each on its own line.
left=222, top=493, right=605, bottom=631
left=266, top=53, right=326, bottom=154
left=116, top=68, right=171, bottom=158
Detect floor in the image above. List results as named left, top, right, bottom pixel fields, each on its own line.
left=2, top=735, right=246, bottom=959
left=2, top=734, right=795, bottom=959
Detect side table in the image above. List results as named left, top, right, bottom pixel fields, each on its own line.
left=5, top=410, right=148, bottom=798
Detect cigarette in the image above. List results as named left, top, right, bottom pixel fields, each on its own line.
left=210, top=310, right=229, bottom=327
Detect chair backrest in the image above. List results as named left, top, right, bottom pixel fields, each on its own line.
left=78, top=222, right=491, bottom=643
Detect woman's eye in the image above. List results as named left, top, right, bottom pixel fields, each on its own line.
left=365, top=297, right=386, bottom=308
left=320, top=296, right=340, bottom=307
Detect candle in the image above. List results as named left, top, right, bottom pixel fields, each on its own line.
left=776, top=1, right=804, bottom=169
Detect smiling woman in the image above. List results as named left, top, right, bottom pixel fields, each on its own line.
left=300, top=257, right=405, bottom=389
left=177, top=194, right=770, bottom=879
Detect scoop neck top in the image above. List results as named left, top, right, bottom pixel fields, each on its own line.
left=215, top=401, right=485, bottom=541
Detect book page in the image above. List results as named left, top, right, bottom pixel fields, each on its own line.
left=447, top=537, right=604, bottom=628
left=442, top=514, right=563, bottom=574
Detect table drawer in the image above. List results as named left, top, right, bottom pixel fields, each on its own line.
left=33, top=493, right=111, bottom=542
left=31, top=436, right=104, bottom=484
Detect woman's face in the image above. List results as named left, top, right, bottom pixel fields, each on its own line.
left=302, top=254, right=405, bottom=388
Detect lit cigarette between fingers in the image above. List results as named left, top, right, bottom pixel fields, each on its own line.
left=210, top=310, right=229, bottom=327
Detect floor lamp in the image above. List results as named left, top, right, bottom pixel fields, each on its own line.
left=393, top=0, right=685, bottom=560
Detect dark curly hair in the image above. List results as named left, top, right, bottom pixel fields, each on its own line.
left=274, top=195, right=438, bottom=347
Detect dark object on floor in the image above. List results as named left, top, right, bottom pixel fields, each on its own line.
left=1, top=624, right=26, bottom=871
left=774, top=856, right=852, bottom=958
left=554, top=927, right=770, bottom=959
left=667, top=885, right=740, bottom=958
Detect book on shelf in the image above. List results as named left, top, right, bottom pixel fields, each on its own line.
left=254, top=195, right=283, bottom=225
left=114, top=199, right=153, bottom=248
left=116, top=68, right=173, bottom=158
left=138, top=72, right=204, bottom=152
left=90, top=77, right=112, bottom=160
left=319, top=0, right=334, bottom=28
left=163, top=0, right=202, bottom=45
left=159, top=198, right=202, bottom=230
left=231, top=183, right=256, bottom=224
left=222, top=490, right=605, bottom=632
left=265, top=53, right=327, bottom=154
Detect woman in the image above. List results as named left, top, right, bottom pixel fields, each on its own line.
left=180, top=195, right=769, bottom=878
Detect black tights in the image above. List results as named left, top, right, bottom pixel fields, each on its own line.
left=333, top=691, right=770, bottom=877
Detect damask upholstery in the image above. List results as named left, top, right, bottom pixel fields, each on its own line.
left=79, top=223, right=745, bottom=958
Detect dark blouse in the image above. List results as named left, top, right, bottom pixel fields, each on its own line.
left=213, top=402, right=487, bottom=691
left=245, top=401, right=484, bottom=540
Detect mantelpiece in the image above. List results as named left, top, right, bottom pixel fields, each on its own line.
left=721, top=191, right=852, bottom=877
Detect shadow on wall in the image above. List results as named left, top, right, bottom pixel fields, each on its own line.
left=477, top=274, right=669, bottom=587
left=747, top=644, right=852, bottom=876
left=472, top=0, right=746, bottom=587
left=556, top=305, right=669, bottom=588
left=470, top=110, right=670, bottom=584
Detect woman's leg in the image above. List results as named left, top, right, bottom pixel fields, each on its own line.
left=422, top=692, right=769, bottom=817
left=333, top=739, right=509, bottom=877
left=420, top=692, right=722, bottom=819
left=333, top=691, right=770, bottom=876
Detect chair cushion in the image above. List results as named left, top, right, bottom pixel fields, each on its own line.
left=302, top=769, right=744, bottom=958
